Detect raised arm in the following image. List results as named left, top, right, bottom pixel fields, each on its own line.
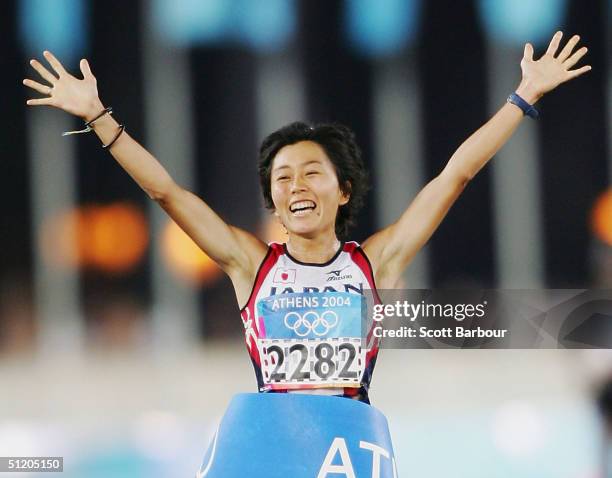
left=362, top=32, right=591, bottom=288
left=23, top=51, right=267, bottom=304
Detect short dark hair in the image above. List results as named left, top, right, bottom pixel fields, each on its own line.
left=258, top=122, right=369, bottom=239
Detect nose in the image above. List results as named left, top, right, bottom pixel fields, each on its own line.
left=290, top=175, right=308, bottom=194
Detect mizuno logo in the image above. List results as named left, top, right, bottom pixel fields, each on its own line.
left=326, top=265, right=350, bottom=277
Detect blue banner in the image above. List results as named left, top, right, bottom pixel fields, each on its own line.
left=197, top=393, right=397, bottom=477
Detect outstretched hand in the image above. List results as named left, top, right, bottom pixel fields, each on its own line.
left=23, top=51, right=103, bottom=121
left=517, top=31, right=591, bottom=103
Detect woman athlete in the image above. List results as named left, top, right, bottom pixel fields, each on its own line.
left=23, top=32, right=590, bottom=405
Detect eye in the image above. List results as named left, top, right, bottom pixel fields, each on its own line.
left=276, top=175, right=290, bottom=181
left=306, top=171, right=319, bottom=176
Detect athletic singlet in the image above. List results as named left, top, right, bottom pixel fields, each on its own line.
left=239, top=241, right=381, bottom=404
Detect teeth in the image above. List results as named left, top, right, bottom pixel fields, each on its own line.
left=290, top=200, right=316, bottom=212
left=293, top=208, right=313, bottom=217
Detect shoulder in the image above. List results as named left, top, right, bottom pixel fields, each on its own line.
left=342, top=240, right=377, bottom=275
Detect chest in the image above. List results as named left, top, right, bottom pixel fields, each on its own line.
left=255, top=254, right=370, bottom=301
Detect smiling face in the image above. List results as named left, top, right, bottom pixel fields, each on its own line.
left=270, top=141, right=349, bottom=239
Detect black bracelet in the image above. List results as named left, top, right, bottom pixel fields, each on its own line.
left=62, top=106, right=114, bottom=136
left=85, top=106, right=113, bottom=128
left=102, top=124, right=125, bottom=150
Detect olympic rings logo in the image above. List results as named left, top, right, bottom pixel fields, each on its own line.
left=283, top=310, right=339, bottom=337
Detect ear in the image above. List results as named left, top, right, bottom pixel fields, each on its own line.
left=339, top=181, right=351, bottom=206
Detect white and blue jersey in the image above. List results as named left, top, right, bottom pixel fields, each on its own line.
left=239, top=241, right=381, bottom=403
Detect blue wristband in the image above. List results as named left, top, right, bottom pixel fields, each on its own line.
left=507, top=92, right=539, bottom=119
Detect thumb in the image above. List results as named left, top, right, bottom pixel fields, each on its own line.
left=80, top=58, right=94, bottom=79
left=523, top=43, right=534, bottom=61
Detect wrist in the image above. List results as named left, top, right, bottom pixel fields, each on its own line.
left=515, top=81, right=542, bottom=105
left=83, top=99, right=105, bottom=122
left=507, top=92, right=539, bottom=119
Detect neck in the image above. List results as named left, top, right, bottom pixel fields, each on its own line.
left=286, top=234, right=341, bottom=264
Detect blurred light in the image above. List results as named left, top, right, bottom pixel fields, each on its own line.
left=160, top=220, right=222, bottom=286
left=152, top=0, right=232, bottom=46
left=492, top=401, right=547, bottom=457
left=152, top=0, right=296, bottom=52
left=261, top=215, right=288, bottom=243
left=18, top=0, right=89, bottom=65
left=236, top=0, right=297, bottom=53
left=591, top=189, right=612, bottom=246
left=477, top=0, right=568, bottom=47
left=85, top=204, right=149, bottom=273
left=39, top=203, right=149, bottom=273
left=345, top=0, right=421, bottom=57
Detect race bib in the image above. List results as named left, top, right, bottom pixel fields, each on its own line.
left=256, top=292, right=366, bottom=389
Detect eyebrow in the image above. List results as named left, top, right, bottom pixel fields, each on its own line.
left=272, top=160, right=322, bottom=172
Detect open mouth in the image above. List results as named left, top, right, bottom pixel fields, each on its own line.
left=289, top=200, right=317, bottom=217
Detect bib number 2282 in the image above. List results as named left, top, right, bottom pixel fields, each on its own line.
left=260, top=338, right=363, bottom=387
